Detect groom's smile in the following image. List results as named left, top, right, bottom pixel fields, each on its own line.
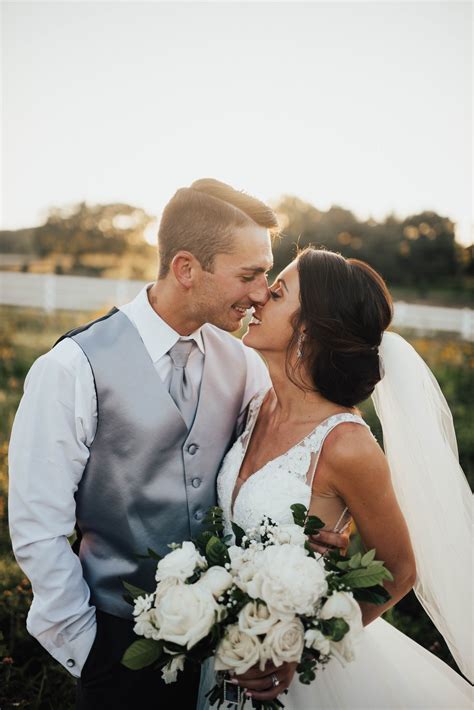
left=232, top=304, right=251, bottom=319
left=195, top=223, right=274, bottom=333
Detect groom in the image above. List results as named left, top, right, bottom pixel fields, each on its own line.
left=9, top=178, right=347, bottom=709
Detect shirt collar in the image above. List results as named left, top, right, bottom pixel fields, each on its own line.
left=128, top=284, right=205, bottom=363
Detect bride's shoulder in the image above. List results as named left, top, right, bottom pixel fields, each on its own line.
left=319, top=420, right=388, bottom=485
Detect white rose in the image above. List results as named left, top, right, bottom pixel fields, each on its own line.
left=320, top=591, right=362, bottom=625
left=262, top=618, right=305, bottom=668
left=228, top=546, right=259, bottom=594
left=246, top=545, right=328, bottom=619
left=155, top=582, right=220, bottom=649
left=227, top=545, right=245, bottom=572
left=133, top=609, right=160, bottom=641
left=155, top=541, right=207, bottom=583
left=238, top=601, right=279, bottom=637
left=271, top=524, right=307, bottom=547
left=214, top=623, right=262, bottom=675
left=330, top=626, right=362, bottom=666
left=161, top=654, right=185, bottom=684
left=320, top=591, right=363, bottom=666
left=155, top=575, right=180, bottom=603
left=304, top=628, right=331, bottom=656
left=197, top=566, right=233, bottom=599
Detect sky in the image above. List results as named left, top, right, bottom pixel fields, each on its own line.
left=2, top=1, right=472, bottom=245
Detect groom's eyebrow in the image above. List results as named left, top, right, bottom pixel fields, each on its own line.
left=240, top=264, right=273, bottom=273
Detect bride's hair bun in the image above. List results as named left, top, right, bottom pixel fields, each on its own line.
left=288, top=248, right=393, bottom=407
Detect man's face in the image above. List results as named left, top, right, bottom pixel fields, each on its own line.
left=192, top=224, right=273, bottom=332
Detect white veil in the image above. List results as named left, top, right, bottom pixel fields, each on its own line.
left=371, top=331, right=473, bottom=683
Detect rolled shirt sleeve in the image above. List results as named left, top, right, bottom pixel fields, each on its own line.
left=8, top=338, right=98, bottom=677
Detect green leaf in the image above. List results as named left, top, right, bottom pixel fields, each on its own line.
left=340, top=566, right=391, bottom=588
left=162, top=641, right=186, bottom=654
left=353, top=585, right=392, bottom=605
left=195, top=530, right=213, bottom=546
left=205, top=535, right=230, bottom=566
left=203, top=506, right=225, bottom=536
left=121, top=580, right=148, bottom=599
left=231, top=522, right=246, bottom=547
left=304, top=515, right=325, bottom=535
left=334, top=560, right=351, bottom=570
left=291, top=503, right=307, bottom=527
left=147, top=547, right=162, bottom=561
left=380, top=567, right=394, bottom=582
left=330, top=617, right=350, bottom=641
left=121, top=639, right=162, bottom=670
left=348, top=552, right=362, bottom=569
left=361, top=549, right=376, bottom=566
left=366, top=560, right=393, bottom=581
left=320, top=617, right=350, bottom=641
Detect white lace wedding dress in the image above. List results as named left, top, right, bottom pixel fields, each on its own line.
left=197, top=390, right=473, bottom=709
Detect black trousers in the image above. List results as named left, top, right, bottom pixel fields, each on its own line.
left=76, top=610, right=200, bottom=710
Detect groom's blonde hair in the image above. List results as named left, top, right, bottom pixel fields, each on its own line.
left=157, top=178, right=279, bottom=278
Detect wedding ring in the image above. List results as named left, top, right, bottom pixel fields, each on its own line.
left=271, top=673, right=280, bottom=688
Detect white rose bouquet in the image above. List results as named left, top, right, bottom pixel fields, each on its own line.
left=121, top=505, right=393, bottom=709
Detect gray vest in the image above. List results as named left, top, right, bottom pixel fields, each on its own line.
left=56, top=308, right=248, bottom=618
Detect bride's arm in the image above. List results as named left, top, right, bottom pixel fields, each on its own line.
left=315, top=422, right=417, bottom=626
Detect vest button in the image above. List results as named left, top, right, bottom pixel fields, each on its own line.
left=187, top=444, right=199, bottom=455
left=194, top=510, right=203, bottom=521
left=191, top=478, right=201, bottom=488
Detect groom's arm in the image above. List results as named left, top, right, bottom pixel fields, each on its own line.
left=8, top=339, right=98, bottom=678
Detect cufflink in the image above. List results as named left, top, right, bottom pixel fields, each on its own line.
left=66, top=658, right=75, bottom=668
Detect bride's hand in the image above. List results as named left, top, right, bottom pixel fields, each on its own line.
left=308, top=527, right=350, bottom=556
left=229, top=660, right=297, bottom=701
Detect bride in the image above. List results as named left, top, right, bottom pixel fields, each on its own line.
left=198, top=247, right=473, bottom=709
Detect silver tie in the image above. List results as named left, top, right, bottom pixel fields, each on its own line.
left=167, top=339, right=197, bottom=429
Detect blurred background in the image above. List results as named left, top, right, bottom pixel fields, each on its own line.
left=1, top=1, right=472, bottom=707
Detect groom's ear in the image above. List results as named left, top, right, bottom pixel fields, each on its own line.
left=171, top=251, right=200, bottom=290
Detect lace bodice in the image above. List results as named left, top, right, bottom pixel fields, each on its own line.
left=217, top=389, right=370, bottom=537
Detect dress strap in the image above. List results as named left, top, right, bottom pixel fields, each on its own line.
left=241, top=388, right=270, bottom=439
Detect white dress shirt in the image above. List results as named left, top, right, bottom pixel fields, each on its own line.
left=8, top=284, right=271, bottom=677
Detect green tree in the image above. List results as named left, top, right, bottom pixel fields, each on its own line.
left=32, top=202, right=156, bottom=277
left=273, top=197, right=465, bottom=290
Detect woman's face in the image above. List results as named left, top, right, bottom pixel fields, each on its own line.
left=242, top=258, right=301, bottom=356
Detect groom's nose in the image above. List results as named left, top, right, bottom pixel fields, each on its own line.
left=248, top=275, right=271, bottom=306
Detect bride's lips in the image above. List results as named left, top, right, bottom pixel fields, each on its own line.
left=248, top=314, right=262, bottom=327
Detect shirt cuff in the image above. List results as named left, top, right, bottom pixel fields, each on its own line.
left=35, top=618, right=97, bottom=678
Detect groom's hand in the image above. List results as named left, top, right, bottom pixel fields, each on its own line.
left=308, top=527, right=350, bottom=556
left=230, top=660, right=297, bottom=701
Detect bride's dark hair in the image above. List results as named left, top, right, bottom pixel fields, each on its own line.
left=288, top=247, right=393, bottom=406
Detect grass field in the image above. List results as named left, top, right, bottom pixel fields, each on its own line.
left=1, top=305, right=472, bottom=708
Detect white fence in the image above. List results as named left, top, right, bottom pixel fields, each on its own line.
left=0, top=272, right=146, bottom=313
left=1, top=271, right=473, bottom=341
